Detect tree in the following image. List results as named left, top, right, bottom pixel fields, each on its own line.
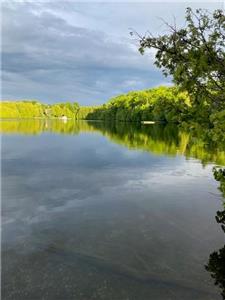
left=134, top=8, right=225, bottom=110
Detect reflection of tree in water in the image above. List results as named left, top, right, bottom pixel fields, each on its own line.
left=206, top=246, right=225, bottom=300
left=206, top=168, right=225, bottom=299
left=88, top=121, right=225, bottom=165
left=1, top=119, right=225, bottom=165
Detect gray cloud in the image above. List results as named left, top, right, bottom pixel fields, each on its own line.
left=1, top=2, right=222, bottom=104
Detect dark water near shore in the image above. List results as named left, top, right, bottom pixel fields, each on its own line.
left=1, top=119, right=225, bottom=300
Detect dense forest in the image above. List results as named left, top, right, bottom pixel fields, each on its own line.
left=85, top=86, right=190, bottom=122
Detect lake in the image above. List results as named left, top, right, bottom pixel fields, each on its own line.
left=1, top=119, right=225, bottom=300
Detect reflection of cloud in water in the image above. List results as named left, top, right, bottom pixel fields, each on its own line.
left=2, top=120, right=225, bottom=299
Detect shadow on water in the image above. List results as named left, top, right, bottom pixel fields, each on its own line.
left=31, top=168, right=224, bottom=299
left=29, top=242, right=215, bottom=298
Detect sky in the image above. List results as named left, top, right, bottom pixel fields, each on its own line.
left=1, top=1, right=224, bottom=105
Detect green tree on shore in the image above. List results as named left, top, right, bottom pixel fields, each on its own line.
left=135, top=8, right=225, bottom=111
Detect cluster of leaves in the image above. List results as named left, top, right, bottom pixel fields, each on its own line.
left=208, top=110, right=225, bottom=144
left=137, top=8, right=225, bottom=110
left=213, top=168, right=225, bottom=199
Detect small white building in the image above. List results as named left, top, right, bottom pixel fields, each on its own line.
left=61, top=115, right=68, bottom=121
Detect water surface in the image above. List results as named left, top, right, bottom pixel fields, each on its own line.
left=2, top=120, right=225, bottom=300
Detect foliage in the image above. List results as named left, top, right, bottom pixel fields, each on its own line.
left=0, top=101, right=45, bottom=118
left=213, top=168, right=225, bottom=199
left=208, top=110, right=225, bottom=144
left=77, top=106, right=100, bottom=120
left=0, top=100, right=97, bottom=120
left=86, top=86, right=190, bottom=123
left=0, top=86, right=190, bottom=124
left=49, top=102, right=79, bottom=118
left=137, top=8, right=225, bottom=111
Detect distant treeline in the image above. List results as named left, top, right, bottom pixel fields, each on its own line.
left=1, top=85, right=224, bottom=143
left=85, top=86, right=190, bottom=123
left=0, top=86, right=189, bottom=122
left=0, top=100, right=97, bottom=120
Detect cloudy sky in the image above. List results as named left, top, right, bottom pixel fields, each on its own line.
left=2, top=1, right=224, bottom=105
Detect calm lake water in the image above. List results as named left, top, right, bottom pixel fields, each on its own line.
left=1, top=120, right=225, bottom=300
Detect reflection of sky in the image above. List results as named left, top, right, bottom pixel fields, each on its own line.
left=2, top=132, right=224, bottom=299
left=2, top=132, right=223, bottom=240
